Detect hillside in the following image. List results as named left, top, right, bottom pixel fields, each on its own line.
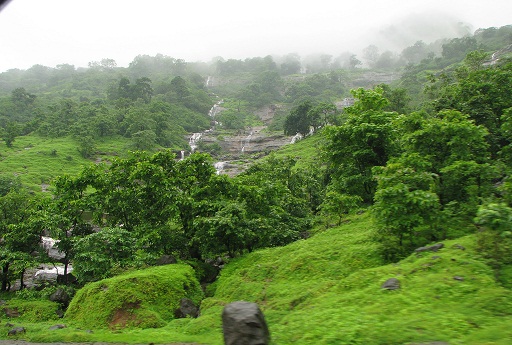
left=3, top=212, right=511, bottom=344
left=2, top=24, right=512, bottom=345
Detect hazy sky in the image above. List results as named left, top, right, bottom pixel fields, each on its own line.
left=0, top=0, right=511, bottom=72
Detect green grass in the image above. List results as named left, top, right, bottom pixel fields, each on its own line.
left=264, top=130, right=327, bottom=170
left=65, top=264, right=204, bottom=330
left=2, top=212, right=512, bottom=344
left=0, top=134, right=132, bottom=192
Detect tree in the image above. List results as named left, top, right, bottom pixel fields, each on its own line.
left=48, top=173, right=95, bottom=283
left=324, top=87, right=399, bottom=203
left=73, top=227, right=136, bottom=283
left=134, top=77, right=153, bottom=103
left=320, top=185, right=362, bottom=226
left=372, top=154, right=441, bottom=261
left=284, top=100, right=314, bottom=137
left=474, top=202, right=512, bottom=275
left=1, top=121, right=20, bottom=147
left=363, top=45, right=379, bottom=67
left=0, top=190, right=44, bottom=291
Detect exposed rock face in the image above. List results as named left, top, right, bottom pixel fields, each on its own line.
left=49, top=288, right=70, bottom=307
left=381, top=278, right=400, bottom=290
left=222, top=301, right=270, bottom=345
left=415, top=243, right=444, bottom=253
left=7, top=327, right=26, bottom=336
left=174, top=298, right=199, bottom=319
left=3, top=307, right=20, bottom=318
left=156, top=254, right=177, bottom=265
left=49, top=324, right=66, bottom=330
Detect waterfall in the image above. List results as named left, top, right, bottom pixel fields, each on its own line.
left=290, top=133, right=303, bottom=144
left=189, top=133, right=202, bottom=152
left=214, top=161, right=226, bottom=175
left=241, top=130, right=253, bottom=153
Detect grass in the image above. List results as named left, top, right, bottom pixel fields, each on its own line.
left=263, top=130, right=327, bottom=170
left=2, top=131, right=512, bottom=344
left=0, top=134, right=133, bottom=192
left=1, top=212, right=512, bottom=344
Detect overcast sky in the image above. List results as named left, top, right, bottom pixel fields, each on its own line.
left=0, top=0, right=511, bottom=72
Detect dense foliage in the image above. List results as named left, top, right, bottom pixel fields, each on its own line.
left=1, top=23, right=512, bottom=344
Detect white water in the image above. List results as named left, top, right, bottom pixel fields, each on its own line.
left=214, top=161, right=226, bottom=175
left=290, top=133, right=303, bottom=144
left=241, top=130, right=253, bottom=153
left=189, top=133, right=202, bottom=153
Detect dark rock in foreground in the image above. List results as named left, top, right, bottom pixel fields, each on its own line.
left=222, top=301, right=270, bottom=345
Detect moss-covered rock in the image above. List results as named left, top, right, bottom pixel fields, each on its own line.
left=65, top=264, right=203, bottom=330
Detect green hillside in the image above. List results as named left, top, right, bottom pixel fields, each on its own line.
left=2, top=25, right=512, bottom=345
left=4, top=212, right=510, bottom=344
left=0, top=134, right=132, bottom=192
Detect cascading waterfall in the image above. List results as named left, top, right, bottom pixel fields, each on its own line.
left=189, top=133, right=202, bottom=153
left=241, top=130, right=253, bottom=153
left=214, top=161, right=226, bottom=175
left=290, top=133, right=303, bottom=144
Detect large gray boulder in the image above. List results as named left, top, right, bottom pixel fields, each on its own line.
left=222, top=301, right=270, bottom=345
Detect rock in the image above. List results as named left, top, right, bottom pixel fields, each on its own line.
left=453, top=244, right=466, bottom=250
left=381, top=278, right=400, bottom=290
left=57, top=273, right=77, bottom=285
left=453, top=276, right=465, bottom=281
left=174, top=298, right=199, bottom=318
left=7, top=326, right=25, bottom=336
left=3, top=307, right=20, bottom=318
left=415, top=243, right=444, bottom=253
left=156, top=254, right=177, bottom=265
left=5, top=323, right=14, bottom=327
left=49, top=288, right=70, bottom=306
left=222, top=301, right=270, bottom=345
left=56, top=309, right=64, bottom=318
left=49, top=324, right=66, bottom=330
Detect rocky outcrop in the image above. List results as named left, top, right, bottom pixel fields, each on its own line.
left=49, top=288, right=71, bottom=307
left=174, top=298, right=199, bottom=319
left=415, top=243, right=444, bottom=253
left=381, top=278, right=400, bottom=290
left=222, top=301, right=270, bottom=345
left=7, top=327, right=26, bottom=336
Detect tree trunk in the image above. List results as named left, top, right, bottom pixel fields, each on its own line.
left=1, top=263, right=10, bottom=292
left=19, top=268, right=26, bottom=290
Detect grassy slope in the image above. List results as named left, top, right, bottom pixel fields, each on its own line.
left=2, top=202, right=511, bottom=344
left=0, top=134, right=132, bottom=192
left=2, top=133, right=512, bottom=344
left=192, top=212, right=512, bottom=345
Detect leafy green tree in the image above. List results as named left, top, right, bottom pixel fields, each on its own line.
left=1, top=121, right=20, bottom=147
left=431, top=59, right=512, bottom=156
left=11, top=87, right=36, bottom=109
left=0, top=190, right=44, bottom=290
left=73, top=227, right=137, bottom=283
left=48, top=173, right=95, bottom=282
left=324, top=87, right=399, bottom=203
left=475, top=202, right=512, bottom=276
left=320, top=186, right=362, bottom=226
left=284, top=100, right=314, bottom=137
left=372, top=154, right=441, bottom=260
left=76, top=135, right=96, bottom=158
left=402, top=110, right=492, bottom=209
